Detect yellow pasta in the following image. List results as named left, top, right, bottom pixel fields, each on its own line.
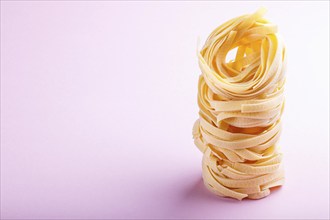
left=192, top=8, right=286, bottom=200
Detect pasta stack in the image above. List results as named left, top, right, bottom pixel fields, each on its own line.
left=193, top=8, right=286, bottom=200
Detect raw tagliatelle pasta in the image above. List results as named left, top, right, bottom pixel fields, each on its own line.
left=192, top=8, right=286, bottom=200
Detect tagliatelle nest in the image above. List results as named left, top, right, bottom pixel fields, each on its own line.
left=193, top=8, right=286, bottom=200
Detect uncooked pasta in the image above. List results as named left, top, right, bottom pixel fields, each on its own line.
left=192, top=8, right=286, bottom=200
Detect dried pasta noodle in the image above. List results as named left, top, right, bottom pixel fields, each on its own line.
left=192, top=8, right=286, bottom=200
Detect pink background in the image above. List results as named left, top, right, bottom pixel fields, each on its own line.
left=1, top=1, right=329, bottom=219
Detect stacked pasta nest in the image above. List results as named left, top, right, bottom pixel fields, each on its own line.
left=193, top=8, right=286, bottom=200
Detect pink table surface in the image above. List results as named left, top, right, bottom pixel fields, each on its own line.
left=1, top=1, right=329, bottom=219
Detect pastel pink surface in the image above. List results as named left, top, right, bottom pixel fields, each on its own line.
left=1, top=1, right=329, bottom=219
